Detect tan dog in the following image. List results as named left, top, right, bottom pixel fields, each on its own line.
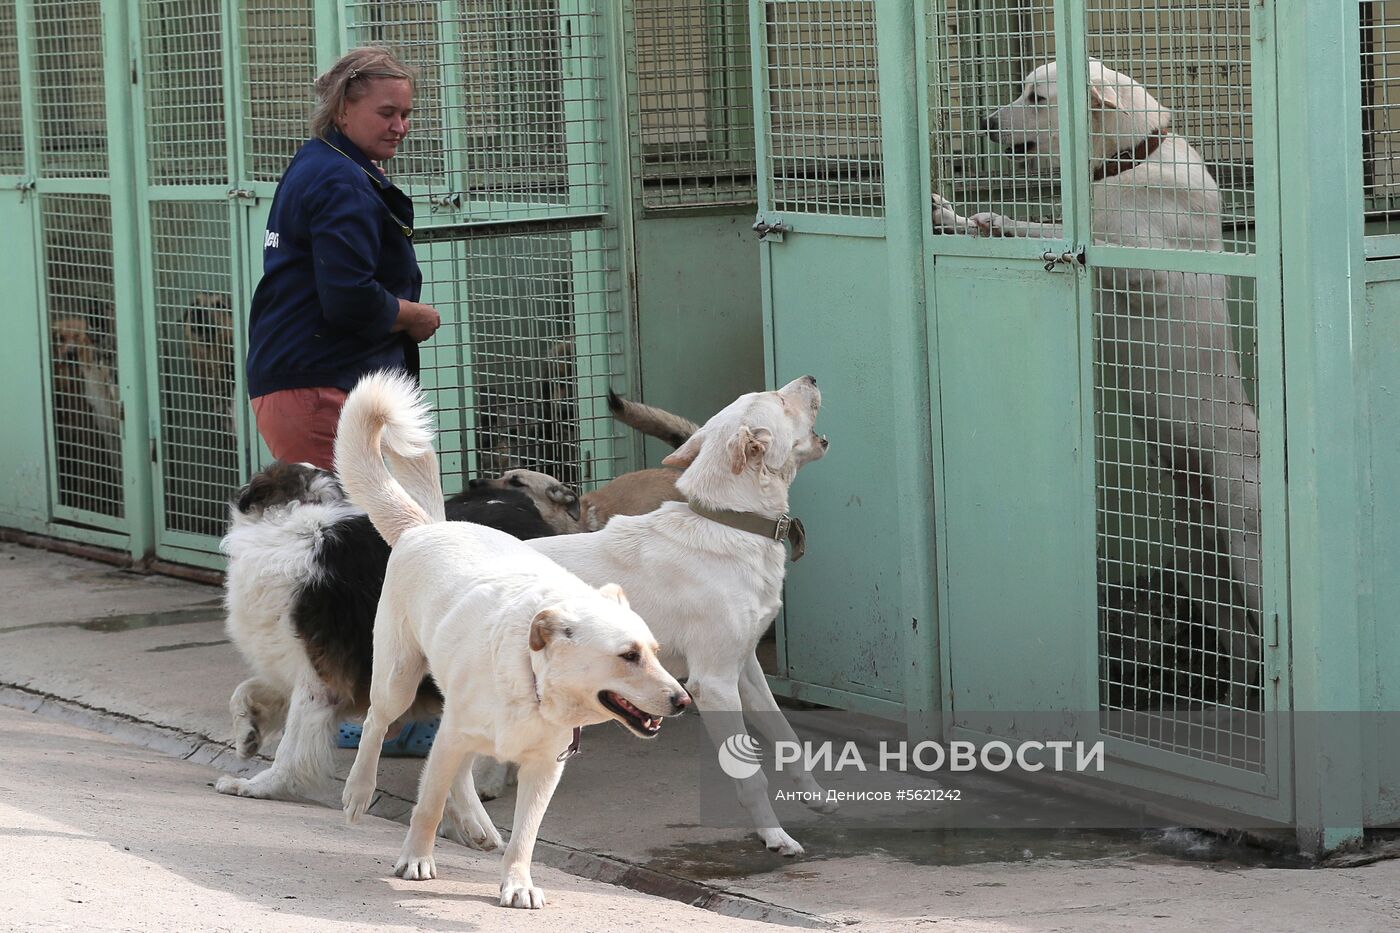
left=51, top=314, right=122, bottom=448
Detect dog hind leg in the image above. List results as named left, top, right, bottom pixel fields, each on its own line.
left=443, top=755, right=505, bottom=851
left=394, top=713, right=474, bottom=881
left=688, top=671, right=804, bottom=856
left=343, top=612, right=427, bottom=823
left=216, top=671, right=337, bottom=800
left=738, top=654, right=835, bottom=813
left=229, top=677, right=289, bottom=758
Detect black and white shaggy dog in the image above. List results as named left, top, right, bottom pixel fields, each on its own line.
left=215, top=460, right=557, bottom=813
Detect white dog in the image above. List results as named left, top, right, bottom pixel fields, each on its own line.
left=934, top=60, right=1261, bottom=696
left=336, top=371, right=690, bottom=909
left=525, top=375, right=833, bottom=855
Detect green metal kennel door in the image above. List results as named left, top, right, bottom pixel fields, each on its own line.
left=342, top=1, right=628, bottom=496
left=751, top=0, right=931, bottom=719
left=137, top=0, right=256, bottom=567
left=924, top=0, right=1291, bottom=820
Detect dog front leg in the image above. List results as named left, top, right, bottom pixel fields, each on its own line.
left=738, top=654, right=835, bottom=813
left=498, top=759, right=565, bottom=909
left=689, top=673, right=804, bottom=856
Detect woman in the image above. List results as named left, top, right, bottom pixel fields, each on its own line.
left=245, top=47, right=441, bottom=470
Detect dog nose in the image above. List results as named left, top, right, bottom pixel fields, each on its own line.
left=467, top=478, right=484, bottom=488
left=803, top=374, right=817, bottom=386
left=981, top=114, right=997, bottom=132
left=670, top=691, right=692, bottom=714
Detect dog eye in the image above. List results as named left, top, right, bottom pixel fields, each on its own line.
left=620, top=650, right=641, bottom=663
left=509, top=476, right=524, bottom=487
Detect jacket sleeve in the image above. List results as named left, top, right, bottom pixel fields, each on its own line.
left=305, top=180, right=400, bottom=338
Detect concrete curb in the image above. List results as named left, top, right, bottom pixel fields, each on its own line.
left=0, top=682, right=834, bottom=929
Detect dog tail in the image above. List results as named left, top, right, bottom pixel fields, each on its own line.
left=607, top=389, right=699, bottom=450
left=334, top=370, right=446, bottom=547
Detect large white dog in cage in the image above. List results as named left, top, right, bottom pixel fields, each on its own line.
left=935, top=60, right=1262, bottom=697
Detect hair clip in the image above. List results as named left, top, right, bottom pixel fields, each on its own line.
left=348, top=68, right=360, bottom=79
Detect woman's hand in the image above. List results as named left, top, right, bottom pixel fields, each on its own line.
left=393, top=299, right=441, bottom=342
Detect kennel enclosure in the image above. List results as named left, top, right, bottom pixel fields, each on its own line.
left=1, top=0, right=1397, bottom=853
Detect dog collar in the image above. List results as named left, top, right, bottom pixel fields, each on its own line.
left=532, top=666, right=584, bottom=762
left=558, top=728, right=583, bottom=762
left=687, top=502, right=806, bottom=562
left=1093, top=129, right=1168, bottom=182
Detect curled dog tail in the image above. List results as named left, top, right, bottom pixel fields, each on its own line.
left=334, top=370, right=446, bottom=547
left=606, top=389, right=699, bottom=450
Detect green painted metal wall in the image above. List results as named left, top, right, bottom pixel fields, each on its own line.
left=634, top=209, right=763, bottom=464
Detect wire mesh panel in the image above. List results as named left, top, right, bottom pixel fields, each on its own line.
left=150, top=201, right=239, bottom=538
left=345, top=0, right=609, bottom=219
left=241, top=0, right=317, bottom=183
left=1086, top=1, right=1254, bottom=253
left=1096, top=269, right=1263, bottom=767
left=341, top=2, right=448, bottom=189
left=0, top=0, right=22, bottom=175
left=416, top=223, right=624, bottom=491
left=1363, top=0, right=1400, bottom=230
left=928, top=0, right=1058, bottom=234
left=764, top=0, right=883, bottom=216
left=30, top=0, right=107, bottom=179
left=42, top=194, right=124, bottom=519
left=632, top=0, right=757, bottom=209
left=141, top=0, right=229, bottom=185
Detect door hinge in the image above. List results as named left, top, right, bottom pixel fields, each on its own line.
left=131, top=59, right=138, bottom=85
left=150, top=438, right=158, bottom=464
left=1268, top=611, right=1280, bottom=648
left=753, top=217, right=791, bottom=242
left=226, top=187, right=257, bottom=202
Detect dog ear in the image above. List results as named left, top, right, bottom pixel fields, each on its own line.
left=598, top=583, right=629, bottom=608
left=530, top=608, right=562, bottom=651
left=725, top=425, right=772, bottom=475
left=547, top=483, right=581, bottom=522
left=662, top=430, right=704, bottom=469
left=1088, top=81, right=1119, bottom=110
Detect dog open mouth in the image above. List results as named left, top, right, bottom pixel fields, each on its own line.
left=598, top=691, right=663, bottom=738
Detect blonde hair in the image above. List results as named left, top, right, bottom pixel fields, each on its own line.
left=310, top=47, right=415, bottom=140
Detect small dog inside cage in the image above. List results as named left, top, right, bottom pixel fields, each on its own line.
left=51, top=313, right=122, bottom=449
left=474, top=337, right=580, bottom=481
left=934, top=59, right=1262, bottom=707
left=183, top=291, right=236, bottom=437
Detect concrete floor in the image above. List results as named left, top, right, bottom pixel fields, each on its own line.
left=4, top=541, right=1400, bottom=931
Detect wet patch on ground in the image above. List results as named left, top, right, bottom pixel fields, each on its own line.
left=2, top=602, right=224, bottom=635
left=643, top=826, right=1313, bottom=882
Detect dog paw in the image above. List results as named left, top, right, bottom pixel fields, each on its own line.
left=759, top=828, right=804, bottom=857
left=394, top=853, right=437, bottom=881
left=932, top=194, right=971, bottom=233
left=441, top=814, right=504, bottom=852
left=471, top=757, right=515, bottom=801
left=342, top=781, right=375, bottom=824
left=214, top=774, right=247, bottom=796
left=215, top=774, right=270, bottom=798
left=804, top=792, right=839, bottom=815
left=499, top=879, right=546, bottom=909
left=968, top=212, right=1005, bottom=236
left=236, top=727, right=261, bottom=759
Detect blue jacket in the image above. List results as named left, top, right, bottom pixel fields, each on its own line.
left=245, top=129, right=423, bottom=398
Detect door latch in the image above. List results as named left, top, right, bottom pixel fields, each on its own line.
left=226, top=187, right=257, bottom=202
left=1040, top=246, right=1085, bottom=272
left=752, top=218, right=790, bottom=242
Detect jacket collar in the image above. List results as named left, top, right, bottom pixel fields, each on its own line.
left=318, top=129, right=388, bottom=188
